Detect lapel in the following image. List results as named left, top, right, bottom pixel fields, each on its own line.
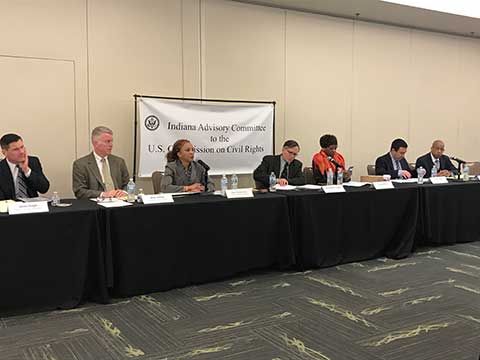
left=108, top=156, right=118, bottom=188
left=87, top=153, right=105, bottom=190
left=0, top=159, right=15, bottom=198
left=274, top=155, right=281, bottom=177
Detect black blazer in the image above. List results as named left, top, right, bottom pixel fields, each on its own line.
left=415, top=153, right=458, bottom=178
left=0, top=156, right=50, bottom=200
left=375, top=153, right=414, bottom=179
left=253, top=155, right=305, bottom=188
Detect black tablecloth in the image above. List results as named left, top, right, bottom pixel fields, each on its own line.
left=104, top=193, right=294, bottom=297
left=0, top=200, right=109, bottom=314
left=281, top=186, right=419, bottom=270
left=415, top=180, right=480, bottom=245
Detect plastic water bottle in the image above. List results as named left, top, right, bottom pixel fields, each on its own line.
left=462, top=163, right=470, bottom=181
left=221, top=174, right=228, bottom=196
left=327, top=168, right=334, bottom=185
left=431, top=164, right=437, bottom=178
left=231, top=174, right=238, bottom=189
left=269, top=172, right=277, bottom=192
left=337, top=168, right=343, bottom=185
left=137, top=188, right=144, bottom=203
left=127, top=178, right=136, bottom=202
left=417, top=167, right=426, bottom=184
left=51, top=191, right=60, bottom=206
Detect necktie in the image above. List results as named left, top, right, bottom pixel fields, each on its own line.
left=435, top=159, right=440, bottom=170
left=396, top=160, right=402, bottom=170
left=281, top=163, right=289, bottom=179
left=16, top=165, right=29, bottom=199
left=101, top=158, right=115, bottom=192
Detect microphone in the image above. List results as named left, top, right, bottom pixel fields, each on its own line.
left=327, top=156, right=343, bottom=169
left=197, top=159, right=210, bottom=171
left=450, top=156, right=466, bottom=164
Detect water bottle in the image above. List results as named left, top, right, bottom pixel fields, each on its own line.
left=221, top=174, right=228, bottom=196
left=462, top=163, right=470, bottom=181
left=431, top=164, right=437, bottom=178
left=337, top=168, right=343, bottom=185
left=137, top=188, right=144, bottom=203
left=269, top=172, right=277, bottom=192
left=231, top=174, right=238, bottom=189
left=417, top=167, right=425, bottom=184
left=127, top=178, right=136, bottom=202
left=327, top=168, right=334, bottom=185
left=51, top=191, right=60, bottom=206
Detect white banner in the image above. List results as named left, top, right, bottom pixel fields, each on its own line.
left=138, top=98, right=274, bottom=176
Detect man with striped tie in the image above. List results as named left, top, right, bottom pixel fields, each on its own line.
left=0, top=133, right=50, bottom=200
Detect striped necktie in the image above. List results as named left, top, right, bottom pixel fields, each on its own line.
left=16, top=165, right=29, bottom=199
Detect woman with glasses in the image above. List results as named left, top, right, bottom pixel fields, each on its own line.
left=253, top=140, right=305, bottom=189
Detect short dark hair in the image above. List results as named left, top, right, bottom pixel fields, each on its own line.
left=319, top=134, right=337, bottom=148
left=0, top=133, right=22, bottom=150
left=391, top=138, right=408, bottom=151
left=283, top=140, right=299, bottom=149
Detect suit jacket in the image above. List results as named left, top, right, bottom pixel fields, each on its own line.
left=415, top=153, right=458, bottom=178
left=375, top=153, right=415, bottom=179
left=72, top=152, right=129, bottom=199
left=0, top=156, right=50, bottom=200
left=160, top=160, right=215, bottom=193
left=253, top=155, right=305, bottom=188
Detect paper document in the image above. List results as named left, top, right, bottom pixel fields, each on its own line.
left=392, top=178, right=425, bottom=184
left=0, top=200, right=16, bottom=213
left=343, top=181, right=370, bottom=187
left=96, top=200, right=133, bottom=208
left=274, top=184, right=297, bottom=191
left=297, top=184, right=323, bottom=190
left=19, top=196, right=50, bottom=202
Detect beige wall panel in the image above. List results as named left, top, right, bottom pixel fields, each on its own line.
left=88, top=0, right=184, bottom=193
left=0, top=56, right=76, bottom=197
left=202, top=0, right=285, bottom=187
left=182, top=0, right=201, bottom=97
left=285, top=12, right=353, bottom=169
left=351, top=22, right=411, bottom=176
left=409, top=31, right=461, bottom=163
left=0, top=0, right=89, bottom=156
left=457, top=38, right=480, bottom=162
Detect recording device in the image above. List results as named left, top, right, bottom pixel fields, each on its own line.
left=327, top=156, right=343, bottom=169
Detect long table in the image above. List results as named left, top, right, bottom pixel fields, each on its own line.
left=3, top=179, right=480, bottom=313
left=103, top=192, right=294, bottom=297
left=0, top=200, right=109, bottom=315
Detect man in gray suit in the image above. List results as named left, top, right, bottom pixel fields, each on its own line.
left=72, top=126, right=129, bottom=199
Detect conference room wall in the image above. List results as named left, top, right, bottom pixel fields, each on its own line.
left=0, top=0, right=89, bottom=197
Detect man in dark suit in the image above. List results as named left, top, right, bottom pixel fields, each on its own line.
left=253, top=140, right=305, bottom=188
left=415, top=140, right=458, bottom=178
left=375, top=138, right=414, bottom=179
left=0, top=133, right=50, bottom=200
left=72, top=126, right=129, bottom=199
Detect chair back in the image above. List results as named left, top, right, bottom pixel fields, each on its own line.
left=151, top=171, right=164, bottom=193
left=366, top=165, right=376, bottom=175
left=468, top=161, right=480, bottom=176
left=303, top=166, right=315, bottom=184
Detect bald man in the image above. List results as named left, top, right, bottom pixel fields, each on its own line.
left=415, top=140, right=458, bottom=178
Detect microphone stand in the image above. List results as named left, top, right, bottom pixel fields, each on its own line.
left=204, top=170, right=209, bottom=193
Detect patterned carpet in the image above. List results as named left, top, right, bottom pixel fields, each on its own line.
left=1, top=242, right=480, bottom=360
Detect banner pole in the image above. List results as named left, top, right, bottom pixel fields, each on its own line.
left=133, top=94, right=138, bottom=181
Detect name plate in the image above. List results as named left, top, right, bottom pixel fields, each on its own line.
left=141, top=194, right=174, bottom=204
left=430, top=176, right=448, bottom=184
left=8, top=201, right=49, bottom=215
left=322, top=185, right=346, bottom=194
left=226, top=188, right=254, bottom=199
left=373, top=181, right=395, bottom=190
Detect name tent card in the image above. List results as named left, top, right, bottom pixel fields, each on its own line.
left=226, top=188, right=254, bottom=199
left=142, top=194, right=174, bottom=204
left=8, top=201, right=49, bottom=215
left=322, top=185, right=346, bottom=194
left=430, top=176, right=448, bottom=184
left=373, top=181, right=395, bottom=190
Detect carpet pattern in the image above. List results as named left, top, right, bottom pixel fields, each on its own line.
left=1, top=242, right=480, bottom=360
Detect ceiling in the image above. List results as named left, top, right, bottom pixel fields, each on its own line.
left=233, top=0, right=480, bottom=38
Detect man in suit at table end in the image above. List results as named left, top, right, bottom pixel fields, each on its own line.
left=415, top=140, right=458, bottom=178
left=253, top=140, right=305, bottom=188
left=375, top=138, right=415, bottom=179
left=72, top=126, right=129, bottom=199
left=0, top=133, right=50, bottom=200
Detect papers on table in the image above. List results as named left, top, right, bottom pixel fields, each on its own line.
left=297, top=184, right=323, bottom=190
left=430, top=176, right=448, bottom=184
left=392, top=178, right=426, bottom=184
left=373, top=181, right=395, bottom=190
left=96, top=199, right=133, bottom=208
left=343, top=181, right=370, bottom=187
left=18, top=196, right=50, bottom=202
left=0, top=200, right=16, bottom=213
left=322, top=185, right=346, bottom=193
left=274, top=184, right=297, bottom=191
